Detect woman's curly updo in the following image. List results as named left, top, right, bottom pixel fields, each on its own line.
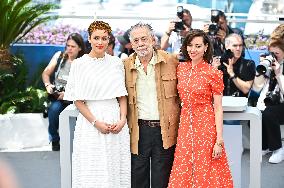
left=87, top=20, right=112, bottom=36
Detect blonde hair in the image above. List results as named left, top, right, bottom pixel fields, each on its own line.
left=269, top=39, right=284, bottom=52
left=271, top=24, right=284, bottom=41
left=268, top=24, right=284, bottom=52
left=87, top=20, right=112, bottom=36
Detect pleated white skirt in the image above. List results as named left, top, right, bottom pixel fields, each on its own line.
left=72, top=99, right=131, bottom=188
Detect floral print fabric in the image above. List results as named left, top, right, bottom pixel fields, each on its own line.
left=168, top=61, right=233, bottom=188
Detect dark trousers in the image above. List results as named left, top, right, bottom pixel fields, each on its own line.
left=262, top=103, right=284, bottom=151
left=131, top=123, right=175, bottom=188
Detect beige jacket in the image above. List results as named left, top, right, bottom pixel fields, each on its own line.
left=123, top=50, right=181, bottom=154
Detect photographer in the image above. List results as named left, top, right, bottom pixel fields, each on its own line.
left=204, top=10, right=235, bottom=56
left=212, top=33, right=255, bottom=97
left=117, top=29, right=135, bottom=60
left=252, top=39, right=284, bottom=164
left=42, top=33, right=86, bottom=151
left=161, top=6, right=192, bottom=54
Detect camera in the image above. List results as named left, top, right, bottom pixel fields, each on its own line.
left=174, top=6, right=186, bottom=32
left=220, top=49, right=234, bottom=64
left=53, top=85, right=64, bottom=94
left=264, top=91, right=280, bottom=106
left=217, top=49, right=234, bottom=72
left=208, top=10, right=223, bottom=36
left=48, top=85, right=65, bottom=100
left=256, top=52, right=276, bottom=76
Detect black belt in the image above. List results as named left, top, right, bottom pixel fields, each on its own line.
left=138, top=119, right=160, bottom=128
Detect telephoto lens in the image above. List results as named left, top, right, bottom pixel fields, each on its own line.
left=256, top=52, right=276, bottom=76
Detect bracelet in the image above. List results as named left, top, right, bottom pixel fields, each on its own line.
left=91, top=119, right=97, bottom=127
left=215, top=140, right=224, bottom=147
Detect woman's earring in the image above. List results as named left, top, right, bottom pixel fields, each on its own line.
left=203, top=50, right=206, bottom=57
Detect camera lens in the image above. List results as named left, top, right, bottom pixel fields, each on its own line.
left=256, top=53, right=275, bottom=75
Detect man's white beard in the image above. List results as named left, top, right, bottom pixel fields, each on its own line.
left=136, top=47, right=153, bottom=57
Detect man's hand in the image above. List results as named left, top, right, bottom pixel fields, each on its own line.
left=223, top=58, right=235, bottom=77
left=212, top=56, right=221, bottom=69
left=166, top=21, right=176, bottom=35
left=203, top=24, right=210, bottom=33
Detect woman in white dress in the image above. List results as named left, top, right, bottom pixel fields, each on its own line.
left=64, top=21, right=130, bottom=188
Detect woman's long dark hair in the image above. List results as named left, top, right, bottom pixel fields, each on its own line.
left=59, top=33, right=86, bottom=67
left=62, top=33, right=86, bottom=60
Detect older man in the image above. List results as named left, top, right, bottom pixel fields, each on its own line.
left=212, top=33, right=255, bottom=97
left=123, top=22, right=180, bottom=188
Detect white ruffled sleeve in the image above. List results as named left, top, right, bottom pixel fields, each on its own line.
left=64, top=54, right=127, bottom=101
left=115, top=59, right=128, bottom=97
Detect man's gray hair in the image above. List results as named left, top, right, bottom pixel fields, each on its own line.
left=129, top=22, right=155, bottom=40
left=224, top=33, right=243, bottom=47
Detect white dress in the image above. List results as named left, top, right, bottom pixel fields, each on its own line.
left=64, top=53, right=131, bottom=188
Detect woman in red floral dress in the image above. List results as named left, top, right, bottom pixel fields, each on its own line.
left=168, top=29, right=233, bottom=188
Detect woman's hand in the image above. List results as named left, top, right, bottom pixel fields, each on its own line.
left=46, top=84, right=55, bottom=94
left=272, top=59, right=281, bottom=76
left=110, top=119, right=126, bottom=134
left=212, top=143, right=223, bottom=159
left=57, top=92, right=64, bottom=100
left=94, top=120, right=112, bottom=134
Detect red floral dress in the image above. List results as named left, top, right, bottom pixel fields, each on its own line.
left=168, top=61, right=233, bottom=188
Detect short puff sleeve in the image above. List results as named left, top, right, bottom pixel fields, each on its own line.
left=209, top=69, right=224, bottom=95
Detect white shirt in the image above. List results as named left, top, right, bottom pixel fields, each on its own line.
left=134, top=53, right=160, bottom=120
